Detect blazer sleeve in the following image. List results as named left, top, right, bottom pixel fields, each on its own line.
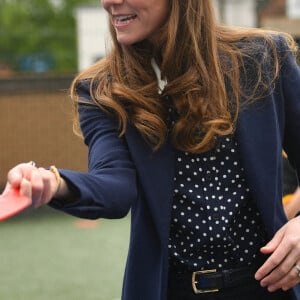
left=49, top=80, right=137, bottom=219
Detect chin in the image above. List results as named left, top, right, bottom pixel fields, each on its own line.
left=118, top=40, right=135, bottom=46
left=116, top=34, right=145, bottom=47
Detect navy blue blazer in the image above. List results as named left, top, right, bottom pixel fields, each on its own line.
left=50, top=36, right=300, bottom=299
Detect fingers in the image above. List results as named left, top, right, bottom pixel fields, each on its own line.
left=19, top=178, right=32, bottom=199
left=32, top=167, right=55, bottom=208
left=280, top=264, right=300, bottom=291
left=255, top=228, right=285, bottom=280
left=257, top=247, right=294, bottom=291
left=255, top=217, right=300, bottom=292
left=264, top=262, right=300, bottom=292
left=30, top=167, right=46, bottom=207
left=6, top=162, right=34, bottom=190
left=5, top=162, right=58, bottom=208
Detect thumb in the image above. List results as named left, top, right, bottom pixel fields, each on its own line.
left=1, top=180, right=19, bottom=196
left=2, top=182, right=13, bottom=196
left=19, top=178, right=32, bottom=201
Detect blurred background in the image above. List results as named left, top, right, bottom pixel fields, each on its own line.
left=0, top=0, right=299, bottom=299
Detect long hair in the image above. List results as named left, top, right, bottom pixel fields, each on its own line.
left=71, top=0, right=297, bottom=153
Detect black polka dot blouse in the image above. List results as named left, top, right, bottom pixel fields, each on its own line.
left=168, top=135, right=267, bottom=271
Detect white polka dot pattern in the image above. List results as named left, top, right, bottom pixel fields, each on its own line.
left=168, top=136, right=267, bottom=271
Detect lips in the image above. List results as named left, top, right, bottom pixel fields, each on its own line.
left=114, top=14, right=137, bottom=25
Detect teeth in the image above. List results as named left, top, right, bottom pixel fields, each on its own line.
left=115, top=15, right=136, bottom=24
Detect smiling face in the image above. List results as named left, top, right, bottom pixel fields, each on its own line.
left=102, top=0, right=169, bottom=46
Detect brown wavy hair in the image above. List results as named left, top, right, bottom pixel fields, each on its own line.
left=71, top=0, right=297, bottom=153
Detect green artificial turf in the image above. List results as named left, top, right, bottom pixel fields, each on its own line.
left=0, top=208, right=130, bottom=300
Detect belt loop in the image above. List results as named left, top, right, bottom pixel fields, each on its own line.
left=222, top=269, right=232, bottom=288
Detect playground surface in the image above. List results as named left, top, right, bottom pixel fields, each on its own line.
left=0, top=207, right=130, bottom=300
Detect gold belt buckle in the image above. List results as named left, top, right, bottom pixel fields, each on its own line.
left=192, top=269, right=219, bottom=294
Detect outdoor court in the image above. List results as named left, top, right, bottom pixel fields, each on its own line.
left=0, top=207, right=129, bottom=300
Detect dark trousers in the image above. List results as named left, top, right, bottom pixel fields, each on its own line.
left=167, top=272, right=292, bottom=300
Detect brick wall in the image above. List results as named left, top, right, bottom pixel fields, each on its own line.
left=0, top=76, right=88, bottom=187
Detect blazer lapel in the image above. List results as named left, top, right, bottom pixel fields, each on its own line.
left=236, top=101, right=286, bottom=235
left=125, top=126, right=175, bottom=243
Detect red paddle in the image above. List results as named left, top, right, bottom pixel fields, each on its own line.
left=0, top=189, right=31, bottom=221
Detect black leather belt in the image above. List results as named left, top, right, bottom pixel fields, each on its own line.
left=168, top=265, right=259, bottom=295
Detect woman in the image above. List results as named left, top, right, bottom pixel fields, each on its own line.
left=3, top=1, right=300, bottom=299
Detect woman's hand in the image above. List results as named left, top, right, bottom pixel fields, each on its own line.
left=2, top=162, right=60, bottom=208
left=255, top=216, right=300, bottom=292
